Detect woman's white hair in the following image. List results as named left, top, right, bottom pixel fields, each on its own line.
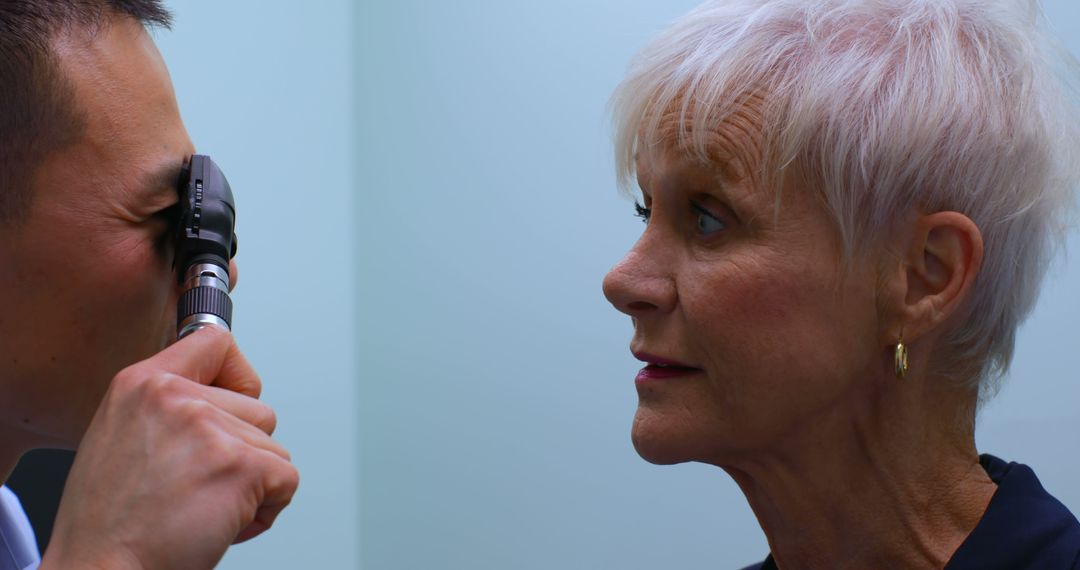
left=612, top=0, right=1080, bottom=403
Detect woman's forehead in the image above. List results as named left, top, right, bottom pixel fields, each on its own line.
left=633, top=120, right=773, bottom=204
left=637, top=97, right=768, bottom=188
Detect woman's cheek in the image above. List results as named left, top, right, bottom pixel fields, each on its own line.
left=686, top=254, right=846, bottom=393
left=687, top=253, right=811, bottom=333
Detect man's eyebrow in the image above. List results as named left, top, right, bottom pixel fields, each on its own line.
left=140, top=162, right=186, bottom=203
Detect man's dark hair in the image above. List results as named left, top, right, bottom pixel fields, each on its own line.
left=0, top=1, right=172, bottom=222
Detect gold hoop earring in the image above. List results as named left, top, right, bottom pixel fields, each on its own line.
left=894, top=336, right=909, bottom=379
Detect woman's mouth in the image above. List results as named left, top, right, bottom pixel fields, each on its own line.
left=633, top=352, right=703, bottom=382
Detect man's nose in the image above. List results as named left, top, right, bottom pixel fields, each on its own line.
left=602, top=242, right=677, bottom=318
left=229, top=259, right=239, bottom=292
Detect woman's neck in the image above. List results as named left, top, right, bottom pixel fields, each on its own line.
left=721, top=382, right=997, bottom=569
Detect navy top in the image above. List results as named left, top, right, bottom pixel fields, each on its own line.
left=743, top=454, right=1080, bottom=569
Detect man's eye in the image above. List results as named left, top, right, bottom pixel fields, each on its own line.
left=149, top=205, right=180, bottom=251
left=152, top=204, right=181, bottom=230
left=634, top=201, right=651, bottom=224
left=691, top=203, right=726, bottom=235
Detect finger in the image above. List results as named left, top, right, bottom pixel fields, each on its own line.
left=234, top=502, right=287, bottom=544
left=209, top=405, right=291, bottom=461
left=234, top=451, right=300, bottom=544
left=197, top=384, right=277, bottom=435
left=129, top=326, right=261, bottom=397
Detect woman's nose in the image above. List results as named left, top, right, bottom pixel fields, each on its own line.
left=602, top=245, right=677, bottom=318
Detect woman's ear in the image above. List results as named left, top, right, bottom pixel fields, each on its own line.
left=894, top=212, right=984, bottom=340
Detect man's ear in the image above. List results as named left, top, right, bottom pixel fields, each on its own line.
left=892, top=212, right=984, bottom=340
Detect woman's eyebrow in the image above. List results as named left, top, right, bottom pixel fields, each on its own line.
left=669, top=157, right=757, bottom=211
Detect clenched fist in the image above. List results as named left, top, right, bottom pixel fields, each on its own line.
left=41, top=327, right=299, bottom=570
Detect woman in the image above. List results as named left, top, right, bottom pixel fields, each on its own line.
left=602, top=0, right=1080, bottom=568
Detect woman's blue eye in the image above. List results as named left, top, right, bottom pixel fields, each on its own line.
left=692, top=203, right=726, bottom=235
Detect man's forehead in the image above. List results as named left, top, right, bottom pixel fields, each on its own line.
left=52, top=15, right=181, bottom=141
left=47, top=14, right=193, bottom=206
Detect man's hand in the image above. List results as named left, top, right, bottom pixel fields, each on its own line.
left=40, top=327, right=299, bottom=570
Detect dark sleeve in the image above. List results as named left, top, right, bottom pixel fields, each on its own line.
left=740, top=554, right=776, bottom=570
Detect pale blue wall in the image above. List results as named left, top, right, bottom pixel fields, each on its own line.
left=156, top=2, right=358, bottom=568
left=977, top=0, right=1080, bottom=525
left=355, top=1, right=1080, bottom=569
left=143, top=0, right=1080, bottom=568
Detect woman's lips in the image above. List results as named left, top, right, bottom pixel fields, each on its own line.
left=632, top=352, right=703, bottom=382
left=635, top=364, right=702, bottom=382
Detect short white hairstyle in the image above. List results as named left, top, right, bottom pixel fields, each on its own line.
left=611, top=0, right=1080, bottom=402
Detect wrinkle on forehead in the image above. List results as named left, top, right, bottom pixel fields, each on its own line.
left=641, top=92, right=770, bottom=193
left=635, top=97, right=793, bottom=226
left=634, top=94, right=841, bottom=241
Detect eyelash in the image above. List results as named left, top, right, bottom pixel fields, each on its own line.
left=633, top=200, right=727, bottom=234
left=153, top=204, right=181, bottom=233
left=634, top=201, right=651, bottom=223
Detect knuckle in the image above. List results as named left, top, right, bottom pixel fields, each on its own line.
left=174, top=398, right=217, bottom=425
left=215, top=450, right=247, bottom=477
left=256, top=404, right=278, bottom=434
left=141, top=375, right=192, bottom=414
left=204, top=435, right=247, bottom=471
left=284, top=463, right=300, bottom=491
left=111, top=369, right=175, bottom=404
left=272, top=462, right=301, bottom=496
left=110, top=365, right=149, bottom=393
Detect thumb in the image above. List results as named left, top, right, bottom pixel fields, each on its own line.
left=128, top=326, right=261, bottom=398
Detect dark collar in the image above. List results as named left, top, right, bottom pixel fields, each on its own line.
left=944, top=454, right=1080, bottom=569
left=745, top=454, right=1080, bottom=570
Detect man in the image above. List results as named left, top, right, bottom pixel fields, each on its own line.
left=0, top=2, right=299, bottom=568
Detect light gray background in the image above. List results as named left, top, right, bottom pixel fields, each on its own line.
left=157, top=1, right=357, bottom=568
left=156, top=1, right=1078, bottom=568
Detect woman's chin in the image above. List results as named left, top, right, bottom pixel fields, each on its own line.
left=631, top=407, right=706, bottom=465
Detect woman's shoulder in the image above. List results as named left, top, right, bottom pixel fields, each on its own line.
left=945, top=454, right=1080, bottom=569
left=742, top=456, right=1079, bottom=570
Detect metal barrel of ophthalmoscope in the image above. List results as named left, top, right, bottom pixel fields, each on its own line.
left=174, top=154, right=237, bottom=339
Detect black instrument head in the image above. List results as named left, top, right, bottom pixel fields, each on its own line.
left=175, top=154, right=237, bottom=278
